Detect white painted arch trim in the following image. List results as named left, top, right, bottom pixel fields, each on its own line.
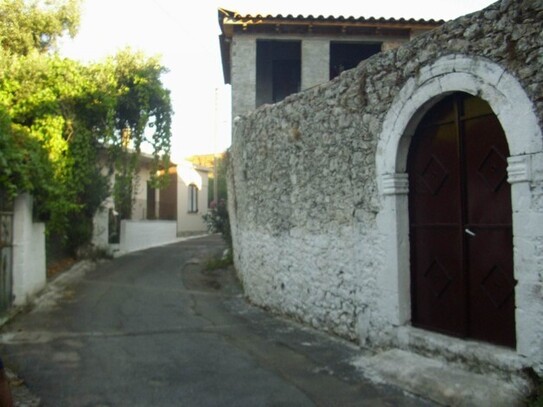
left=377, top=54, right=542, bottom=183
left=374, top=54, right=543, bottom=366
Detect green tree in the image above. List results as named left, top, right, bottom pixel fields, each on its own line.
left=0, top=105, right=53, bottom=205
left=0, top=0, right=80, bottom=55
left=208, top=153, right=228, bottom=205
left=202, top=152, right=231, bottom=252
left=0, top=0, right=173, bottom=255
left=106, top=49, right=172, bottom=219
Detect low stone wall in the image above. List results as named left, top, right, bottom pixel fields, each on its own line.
left=228, top=0, right=543, bottom=373
left=119, top=220, right=177, bottom=254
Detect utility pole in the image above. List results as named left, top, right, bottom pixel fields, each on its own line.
left=213, top=88, right=219, bottom=204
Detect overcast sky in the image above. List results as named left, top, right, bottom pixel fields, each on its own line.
left=59, top=0, right=497, bottom=160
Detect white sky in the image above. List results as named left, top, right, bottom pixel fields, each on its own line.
left=59, top=0, right=497, bottom=160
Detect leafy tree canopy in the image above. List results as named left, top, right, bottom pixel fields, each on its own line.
left=0, top=0, right=173, bottom=254
left=0, top=0, right=81, bottom=55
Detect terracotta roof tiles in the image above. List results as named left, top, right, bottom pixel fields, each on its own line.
left=219, top=8, right=445, bottom=27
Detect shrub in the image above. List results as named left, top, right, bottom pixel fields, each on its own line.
left=203, top=199, right=231, bottom=250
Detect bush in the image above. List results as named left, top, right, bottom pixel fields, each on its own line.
left=203, top=199, right=231, bottom=250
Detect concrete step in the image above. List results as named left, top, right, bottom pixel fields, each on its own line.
left=353, top=349, right=531, bottom=406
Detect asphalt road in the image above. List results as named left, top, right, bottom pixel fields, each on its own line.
left=0, top=235, right=434, bottom=406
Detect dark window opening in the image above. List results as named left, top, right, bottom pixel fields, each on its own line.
left=256, top=40, right=301, bottom=106
left=146, top=181, right=156, bottom=220
left=159, top=173, right=177, bottom=220
left=108, top=209, right=120, bottom=244
left=329, top=42, right=382, bottom=80
left=188, top=184, right=198, bottom=213
left=272, top=59, right=301, bottom=103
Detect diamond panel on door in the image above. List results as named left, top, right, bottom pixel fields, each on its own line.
left=424, top=259, right=452, bottom=298
left=477, top=147, right=507, bottom=192
left=481, top=265, right=515, bottom=309
left=464, top=112, right=515, bottom=348
left=421, top=156, right=449, bottom=196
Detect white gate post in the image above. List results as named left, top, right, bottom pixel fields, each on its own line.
left=12, top=194, right=46, bottom=306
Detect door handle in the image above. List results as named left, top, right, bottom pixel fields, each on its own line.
left=465, top=228, right=476, bottom=237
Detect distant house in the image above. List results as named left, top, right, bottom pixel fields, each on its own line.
left=186, top=152, right=229, bottom=205
left=154, top=161, right=210, bottom=236
left=93, top=154, right=209, bottom=254
left=218, top=8, right=443, bottom=119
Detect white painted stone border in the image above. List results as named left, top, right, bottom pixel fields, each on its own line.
left=375, top=54, right=543, bottom=370
left=12, top=194, right=46, bottom=307
left=119, top=220, right=178, bottom=255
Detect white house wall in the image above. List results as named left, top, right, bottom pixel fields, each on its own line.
left=176, top=164, right=209, bottom=234
left=228, top=0, right=543, bottom=374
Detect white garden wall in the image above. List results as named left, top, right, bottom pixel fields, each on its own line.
left=12, top=194, right=46, bottom=306
left=119, top=220, right=177, bottom=254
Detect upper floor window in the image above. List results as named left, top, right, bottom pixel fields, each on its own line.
left=256, top=40, right=301, bottom=106
left=188, top=184, right=198, bottom=213
left=329, top=42, right=382, bottom=80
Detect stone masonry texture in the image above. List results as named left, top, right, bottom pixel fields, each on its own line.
left=228, top=0, right=543, bottom=373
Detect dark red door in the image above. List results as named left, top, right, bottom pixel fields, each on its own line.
left=408, top=93, right=516, bottom=348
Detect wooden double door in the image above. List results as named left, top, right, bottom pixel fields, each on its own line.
left=408, top=93, right=516, bottom=348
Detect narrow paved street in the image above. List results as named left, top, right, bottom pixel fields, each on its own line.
left=0, top=235, right=434, bottom=406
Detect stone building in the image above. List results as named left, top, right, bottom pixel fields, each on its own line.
left=225, top=0, right=543, bottom=390
left=218, top=8, right=443, bottom=120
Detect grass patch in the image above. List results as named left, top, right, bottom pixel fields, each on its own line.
left=205, top=250, right=233, bottom=271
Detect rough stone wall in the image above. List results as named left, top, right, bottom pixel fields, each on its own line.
left=229, top=0, right=543, bottom=348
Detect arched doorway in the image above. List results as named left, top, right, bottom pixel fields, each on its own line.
left=376, top=55, right=542, bottom=364
left=407, top=92, right=515, bottom=347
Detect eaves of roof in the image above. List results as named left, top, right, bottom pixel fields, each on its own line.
left=219, top=8, right=444, bottom=36
left=217, top=8, right=444, bottom=84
